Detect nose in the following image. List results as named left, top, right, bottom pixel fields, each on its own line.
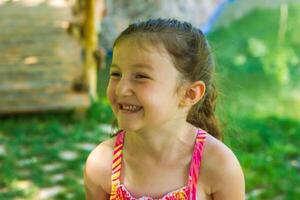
left=115, top=77, right=133, bottom=97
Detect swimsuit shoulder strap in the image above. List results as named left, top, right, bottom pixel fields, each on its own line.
left=187, top=128, right=207, bottom=200
left=110, top=130, right=125, bottom=199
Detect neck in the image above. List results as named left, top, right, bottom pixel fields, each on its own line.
left=125, top=121, right=198, bottom=164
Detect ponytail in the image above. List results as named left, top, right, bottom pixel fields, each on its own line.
left=187, top=82, right=223, bottom=140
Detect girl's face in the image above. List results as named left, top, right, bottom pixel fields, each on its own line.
left=106, top=38, right=186, bottom=132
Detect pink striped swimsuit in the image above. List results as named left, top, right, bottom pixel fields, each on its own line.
left=110, top=129, right=207, bottom=200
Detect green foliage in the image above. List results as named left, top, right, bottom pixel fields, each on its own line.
left=261, top=44, right=298, bottom=84
left=86, top=97, right=114, bottom=124
left=0, top=101, right=112, bottom=199
left=209, top=4, right=300, bottom=85
left=209, top=4, right=300, bottom=199
left=247, top=37, right=298, bottom=84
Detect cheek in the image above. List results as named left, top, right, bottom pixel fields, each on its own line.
left=141, top=85, right=170, bottom=107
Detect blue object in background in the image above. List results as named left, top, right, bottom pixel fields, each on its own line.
left=201, top=0, right=235, bottom=34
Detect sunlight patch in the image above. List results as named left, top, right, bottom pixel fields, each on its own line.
left=76, top=142, right=96, bottom=151
left=0, top=0, right=7, bottom=6
left=0, top=144, right=6, bottom=156
left=47, top=0, right=67, bottom=7
left=290, top=159, right=300, bottom=169
left=24, top=56, right=39, bottom=65
left=11, top=180, right=38, bottom=198
left=59, top=150, right=78, bottom=160
left=42, top=163, right=61, bottom=172
left=18, top=157, right=38, bottom=167
left=76, top=178, right=84, bottom=186
left=66, top=193, right=75, bottom=199
left=12, top=180, right=33, bottom=190
left=51, top=174, right=65, bottom=182
left=98, top=124, right=113, bottom=134
left=38, top=186, right=63, bottom=199
left=246, top=188, right=264, bottom=199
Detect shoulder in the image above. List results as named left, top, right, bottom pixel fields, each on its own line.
left=200, top=133, right=245, bottom=199
left=84, top=136, right=116, bottom=193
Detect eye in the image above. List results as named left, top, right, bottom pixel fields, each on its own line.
left=110, top=71, right=121, bottom=77
left=135, top=73, right=149, bottom=79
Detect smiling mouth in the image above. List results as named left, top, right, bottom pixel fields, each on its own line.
left=119, top=104, right=143, bottom=112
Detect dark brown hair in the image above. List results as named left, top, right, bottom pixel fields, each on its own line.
left=112, top=18, right=222, bottom=140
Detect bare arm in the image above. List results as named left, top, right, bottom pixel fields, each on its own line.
left=211, top=145, right=245, bottom=200
left=84, top=166, right=110, bottom=200
left=84, top=140, right=114, bottom=200
left=201, top=134, right=245, bottom=200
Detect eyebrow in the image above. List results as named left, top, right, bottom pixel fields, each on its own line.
left=110, top=63, right=154, bottom=70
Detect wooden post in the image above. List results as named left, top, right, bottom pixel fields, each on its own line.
left=84, top=0, right=98, bottom=101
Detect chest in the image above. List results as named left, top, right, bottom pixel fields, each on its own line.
left=119, top=157, right=212, bottom=200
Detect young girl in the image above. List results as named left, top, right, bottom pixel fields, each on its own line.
left=84, top=18, right=245, bottom=200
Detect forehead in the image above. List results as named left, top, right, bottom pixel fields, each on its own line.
left=112, top=37, right=175, bottom=71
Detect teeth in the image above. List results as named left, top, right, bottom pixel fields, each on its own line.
left=122, top=104, right=140, bottom=111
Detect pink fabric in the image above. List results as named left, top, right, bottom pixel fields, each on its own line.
left=110, top=129, right=207, bottom=200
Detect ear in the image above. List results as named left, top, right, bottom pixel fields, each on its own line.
left=180, top=81, right=206, bottom=107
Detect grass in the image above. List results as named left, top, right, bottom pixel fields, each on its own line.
left=208, top=4, right=300, bottom=199
left=1, top=3, right=300, bottom=200
left=0, top=112, right=111, bottom=199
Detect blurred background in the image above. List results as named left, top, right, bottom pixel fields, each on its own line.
left=0, top=0, right=299, bottom=199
